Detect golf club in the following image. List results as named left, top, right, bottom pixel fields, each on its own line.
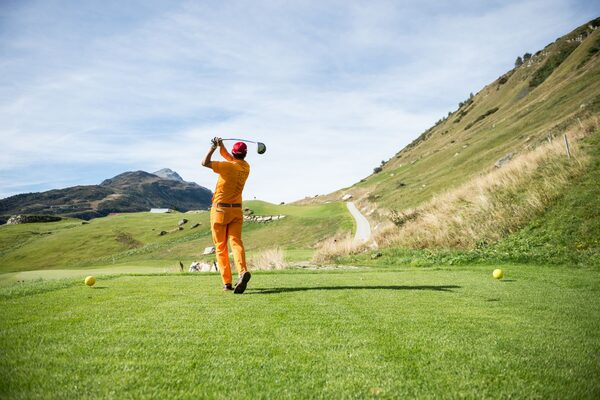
left=221, top=138, right=267, bottom=154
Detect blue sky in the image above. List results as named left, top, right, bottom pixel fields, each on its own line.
left=0, top=0, right=597, bottom=203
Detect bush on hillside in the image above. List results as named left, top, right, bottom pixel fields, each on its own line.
left=464, top=107, right=499, bottom=130
left=529, top=43, right=579, bottom=88
left=496, top=70, right=515, bottom=88
left=389, top=209, right=419, bottom=227
left=577, top=35, right=600, bottom=69
left=515, top=56, right=523, bottom=67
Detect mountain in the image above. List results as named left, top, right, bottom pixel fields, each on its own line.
left=0, top=170, right=213, bottom=221
left=309, top=17, right=600, bottom=265
left=152, top=168, right=184, bottom=182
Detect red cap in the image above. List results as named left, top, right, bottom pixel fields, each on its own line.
left=232, top=142, right=247, bottom=155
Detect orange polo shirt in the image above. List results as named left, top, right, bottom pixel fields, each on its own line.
left=211, top=147, right=250, bottom=204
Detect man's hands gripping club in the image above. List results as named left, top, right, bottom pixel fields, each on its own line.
left=202, top=137, right=223, bottom=168
left=210, top=137, right=223, bottom=149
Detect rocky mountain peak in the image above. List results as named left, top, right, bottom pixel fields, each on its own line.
left=153, top=168, right=184, bottom=182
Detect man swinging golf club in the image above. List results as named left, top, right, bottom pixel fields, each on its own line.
left=202, top=137, right=251, bottom=293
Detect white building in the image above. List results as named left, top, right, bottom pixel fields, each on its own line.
left=150, top=208, right=173, bottom=213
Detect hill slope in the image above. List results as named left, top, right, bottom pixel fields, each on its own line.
left=0, top=170, right=213, bottom=221
left=0, top=200, right=353, bottom=276
left=331, top=18, right=600, bottom=211
left=306, top=18, right=600, bottom=261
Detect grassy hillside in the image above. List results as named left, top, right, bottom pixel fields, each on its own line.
left=0, top=200, right=353, bottom=277
left=488, top=130, right=600, bottom=266
left=306, top=19, right=599, bottom=211
left=308, top=18, right=600, bottom=265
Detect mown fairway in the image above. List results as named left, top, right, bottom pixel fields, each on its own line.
left=1, top=265, right=599, bottom=399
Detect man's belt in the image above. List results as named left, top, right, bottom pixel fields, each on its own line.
left=216, top=203, right=242, bottom=208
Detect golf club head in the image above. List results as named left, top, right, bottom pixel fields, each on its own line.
left=257, top=142, right=267, bottom=154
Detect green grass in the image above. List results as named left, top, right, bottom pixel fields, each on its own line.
left=0, top=201, right=353, bottom=275
left=345, top=130, right=600, bottom=269
left=1, top=266, right=599, bottom=398
left=486, top=131, right=600, bottom=266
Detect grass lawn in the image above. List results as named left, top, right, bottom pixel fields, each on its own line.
left=1, top=265, right=599, bottom=399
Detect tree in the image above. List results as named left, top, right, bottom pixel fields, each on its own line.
left=515, top=56, right=523, bottom=67
left=523, top=52, right=532, bottom=61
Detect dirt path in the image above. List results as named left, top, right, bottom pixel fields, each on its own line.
left=346, top=202, right=372, bottom=244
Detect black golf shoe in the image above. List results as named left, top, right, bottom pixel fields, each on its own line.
left=223, top=284, right=233, bottom=292
left=233, top=272, right=251, bottom=294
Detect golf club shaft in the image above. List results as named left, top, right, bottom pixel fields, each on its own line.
left=221, top=138, right=257, bottom=144
left=219, top=137, right=267, bottom=154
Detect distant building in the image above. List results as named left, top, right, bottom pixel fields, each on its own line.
left=150, top=208, right=173, bottom=213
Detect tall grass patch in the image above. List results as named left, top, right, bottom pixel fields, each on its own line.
left=377, top=119, right=597, bottom=250
left=312, top=234, right=368, bottom=263
left=248, top=247, right=286, bottom=270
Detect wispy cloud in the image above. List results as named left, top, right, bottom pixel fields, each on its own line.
left=0, top=0, right=596, bottom=202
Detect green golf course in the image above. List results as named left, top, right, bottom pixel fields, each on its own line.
left=1, top=266, right=599, bottom=398
left=2, top=14, right=600, bottom=400
left=0, top=200, right=354, bottom=286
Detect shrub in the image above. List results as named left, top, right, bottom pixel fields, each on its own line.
left=464, top=107, right=499, bottom=130
left=577, top=36, right=600, bottom=69
left=389, top=209, right=419, bottom=227
left=530, top=43, right=578, bottom=88
left=515, top=56, right=523, bottom=67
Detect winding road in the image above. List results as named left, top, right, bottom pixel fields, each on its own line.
left=346, top=202, right=372, bottom=244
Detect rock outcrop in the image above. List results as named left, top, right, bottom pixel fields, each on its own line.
left=6, top=215, right=62, bottom=224
left=152, top=168, right=185, bottom=182
left=495, top=152, right=515, bottom=168
left=244, top=215, right=287, bottom=223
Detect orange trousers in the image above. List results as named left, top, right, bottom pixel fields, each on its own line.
left=210, top=206, right=247, bottom=285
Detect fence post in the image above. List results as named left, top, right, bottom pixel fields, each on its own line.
left=564, top=134, right=571, bottom=159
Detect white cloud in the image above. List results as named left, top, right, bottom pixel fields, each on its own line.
left=0, top=0, right=596, bottom=201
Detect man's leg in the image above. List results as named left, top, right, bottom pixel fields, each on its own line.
left=211, top=218, right=232, bottom=286
left=229, top=214, right=251, bottom=294
left=228, top=215, right=247, bottom=275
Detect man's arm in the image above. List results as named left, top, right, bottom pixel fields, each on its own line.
left=219, top=139, right=234, bottom=161
left=201, top=138, right=219, bottom=168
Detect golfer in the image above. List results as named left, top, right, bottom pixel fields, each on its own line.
left=202, top=137, right=251, bottom=293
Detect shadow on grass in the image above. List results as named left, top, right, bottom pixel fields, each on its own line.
left=247, top=285, right=461, bottom=295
